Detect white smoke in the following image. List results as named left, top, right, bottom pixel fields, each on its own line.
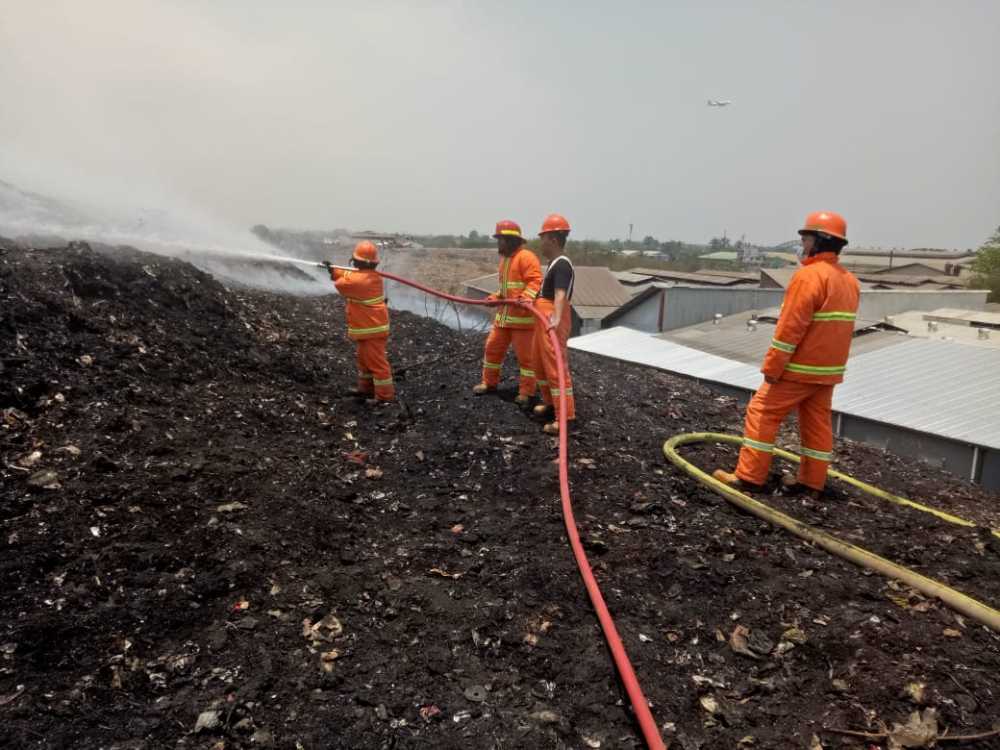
left=0, top=178, right=490, bottom=329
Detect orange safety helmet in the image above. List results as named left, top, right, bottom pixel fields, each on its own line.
left=492, top=220, right=525, bottom=241
left=539, top=213, right=571, bottom=236
left=352, top=240, right=380, bottom=264
left=798, top=211, right=847, bottom=242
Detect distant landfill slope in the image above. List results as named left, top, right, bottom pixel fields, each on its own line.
left=0, top=178, right=327, bottom=293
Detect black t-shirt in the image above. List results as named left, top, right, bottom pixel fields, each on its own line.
left=540, top=256, right=574, bottom=301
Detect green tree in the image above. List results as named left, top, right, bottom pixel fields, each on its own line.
left=970, top=226, right=1000, bottom=301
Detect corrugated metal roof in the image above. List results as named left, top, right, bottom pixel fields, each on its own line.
left=700, top=251, right=740, bottom=261
left=464, top=266, right=631, bottom=308
left=625, top=268, right=753, bottom=286
left=884, top=311, right=1000, bottom=348
left=571, top=327, right=763, bottom=389
left=841, top=256, right=961, bottom=274
left=698, top=270, right=761, bottom=280
left=833, top=339, right=1000, bottom=449
left=922, top=308, right=1000, bottom=327
left=856, top=273, right=966, bottom=287
left=574, top=305, right=620, bottom=320
left=570, top=328, right=1000, bottom=450
left=613, top=271, right=656, bottom=285
left=760, top=268, right=797, bottom=288
left=658, top=309, right=904, bottom=365
left=561, top=266, right=632, bottom=307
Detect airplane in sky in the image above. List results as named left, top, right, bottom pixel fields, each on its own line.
left=707, top=99, right=732, bottom=107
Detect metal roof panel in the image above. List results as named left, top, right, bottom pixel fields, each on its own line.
left=570, top=328, right=1000, bottom=450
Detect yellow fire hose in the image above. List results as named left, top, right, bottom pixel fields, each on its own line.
left=662, top=433, right=1000, bottom=633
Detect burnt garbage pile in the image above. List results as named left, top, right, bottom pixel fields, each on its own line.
left=2, top=238, right=999, bottom=750
left=0, top=240, right=260, bottom=412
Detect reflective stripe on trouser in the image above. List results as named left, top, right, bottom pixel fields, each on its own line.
left=735, top=380, right=834, bottom=490
left=480, top=325, right=536, bottom=396
left=356, top=337, right=394, bottom=401
left=531, top=298, right=575, bottom=421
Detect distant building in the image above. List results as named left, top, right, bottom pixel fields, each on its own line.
left=760, top=267, right=968, bottom=291
left=602, top=280, right=988, bottom=335
left=614, top=268, right=758, bottom=290
left=699, top=251, right=740, bottom=263
left=736, top=244, right=763, bottom=265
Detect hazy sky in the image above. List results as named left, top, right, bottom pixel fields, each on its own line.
left=2, top=1, right=998, bottom=248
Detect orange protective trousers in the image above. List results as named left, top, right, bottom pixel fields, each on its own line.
left=531, top=298, right=575, bottom=421
left=481, top=326, right=536, bottom=396
left=355, top=338, right=395, bottom=401
left=735, top=380, right=834, bottom=490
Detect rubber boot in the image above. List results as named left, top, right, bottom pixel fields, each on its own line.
left=533, top=404, right=553, bottom=418
left=780, top=473, right=822, bottom=500
left=472, top=383, right=495, bottom=395
left=514, top=394, right=531, bottom=408
left=712, top=469, right=761, bottom=492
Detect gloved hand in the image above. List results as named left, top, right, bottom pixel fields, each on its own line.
left=318, top=260, right=333, bottom=269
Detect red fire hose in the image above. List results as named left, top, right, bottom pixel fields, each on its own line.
left=373, top=269, right=666, bottom=750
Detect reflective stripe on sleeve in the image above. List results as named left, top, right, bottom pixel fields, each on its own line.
left=785, top=362, right=846, bottom=375
left=346, top=296, right=385, bottom=306
left=812, top=311, right=856, bottom=321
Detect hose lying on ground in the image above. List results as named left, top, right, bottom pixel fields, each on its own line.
left=663, top=432, right=1000, bottom=633
left=370, top=268, right=667, bottom=750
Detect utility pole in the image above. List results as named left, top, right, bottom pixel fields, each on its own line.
left=628, top=223, right=633, bottom=245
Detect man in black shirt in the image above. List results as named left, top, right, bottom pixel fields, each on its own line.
left=531, top=213, right=576, bottom=434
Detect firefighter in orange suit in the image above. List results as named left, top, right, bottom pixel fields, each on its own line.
left=472, top=220, right=542, bottom=406
left=531, top=213, right=576, bottom=435
left=714, top=211, right=859, bottom=497
left=327, top=241, right=395, bottom=402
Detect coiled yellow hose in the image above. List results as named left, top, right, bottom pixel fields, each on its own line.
left=662, top=432, right=1000, bottom=633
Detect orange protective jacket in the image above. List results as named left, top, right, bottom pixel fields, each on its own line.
left=762, top=253, right=860, bottom=385
left=492, top=248, right=542, bottom=330
left=330, top=268, right=390, bottom=341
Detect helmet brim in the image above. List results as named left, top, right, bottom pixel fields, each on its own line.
left=798, top=228, right=847, bottom=242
